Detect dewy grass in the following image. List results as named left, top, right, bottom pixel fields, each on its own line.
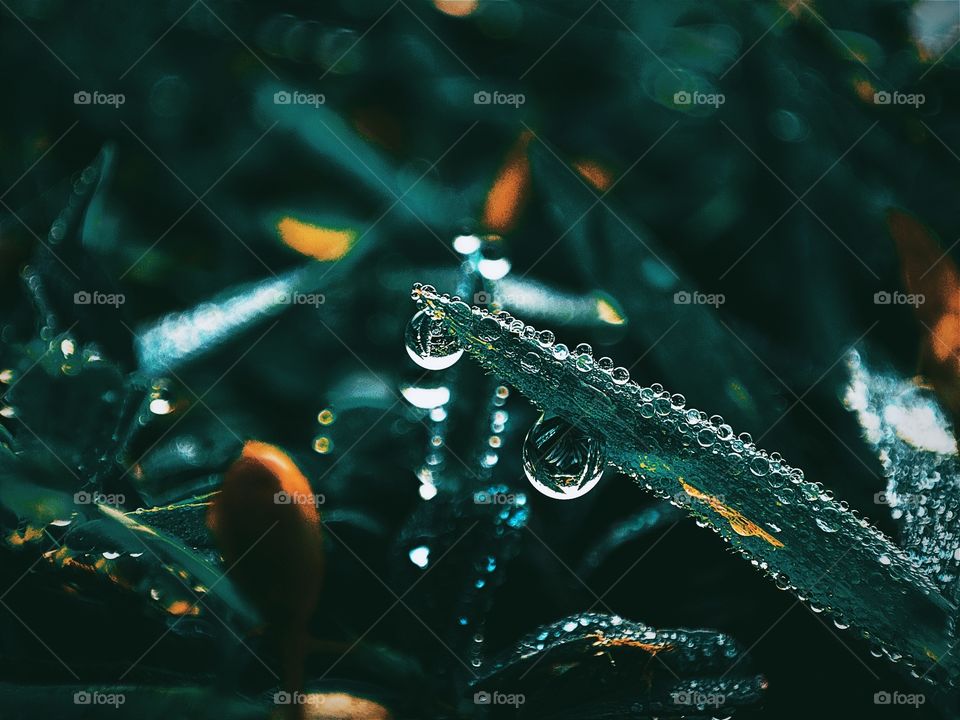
left=412, top=283, right=959, bottom=688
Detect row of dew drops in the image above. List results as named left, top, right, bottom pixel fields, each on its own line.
left=401, top=235, right=532, bottom=675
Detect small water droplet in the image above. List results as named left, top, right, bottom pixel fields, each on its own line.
left=611, top=367, right=629, bottom=384
left=478, top=316, right=502, bottom=342
left=521, top=351, right=542, bottom=373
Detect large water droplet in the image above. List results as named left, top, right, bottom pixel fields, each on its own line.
left=522, top=414, right=605, bottom=500
left=404, top=310, right=463, bottom=370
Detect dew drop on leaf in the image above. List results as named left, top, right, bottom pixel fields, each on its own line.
left=522, top=414, right=605, bottom=500
left=521, top=351, right=542, bottom=373
left=404, top=309, right=463, bottom=370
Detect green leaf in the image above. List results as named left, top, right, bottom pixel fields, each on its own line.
left=412, top=286, right=959, bottom=684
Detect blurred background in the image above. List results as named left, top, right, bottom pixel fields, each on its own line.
left=1, top=0, right=958, bottom=718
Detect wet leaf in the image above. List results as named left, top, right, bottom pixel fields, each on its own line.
left=412, top=286, right=959, bottom=682
left=208, top=441, right=324, bottom=697
left=472, top=612, right=766, bottom=719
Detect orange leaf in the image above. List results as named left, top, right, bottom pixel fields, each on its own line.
left=887, top=209, right=960, bottom=423
left=482, top=131, right=533, bottom=233
left=209, top=441, right=324, bottom=706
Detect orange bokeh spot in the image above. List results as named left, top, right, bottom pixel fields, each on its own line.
left=573, top=159, right=613, bottom=192
left=482, top=131, right=533, bottom=233
left=278, top=217, right=356, bottom=261
left=434, top=0, right=478, bottom=17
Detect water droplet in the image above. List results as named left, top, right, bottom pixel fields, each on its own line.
left=697, top=428, right=716, bottom=447
left=405, top=310, right=463, bottom=370
left=521, top=351, right=542, bottom=373
left=749, top=456, right=770, bottom=476
left=815, top=517, right=838, bottom=533
left=552, top=343, right=569, bottom=360
left=453, top=234, right=481, bottom=254
left=597, top=356, right=614, bottom=371
left=575, top=355, right=594, bottom=372
left=317, top=408, right=335, bottom=425
left=522, top=414, right=605, bottom=500
left=478, top=316, right=502, bottom=342
left=537, top=330, right=555, bottom=346
left=149, top=398, right=174, bottom=415
left=313, top=436, right=333, bottom=454
left=611, top=367, right=629, bottom=384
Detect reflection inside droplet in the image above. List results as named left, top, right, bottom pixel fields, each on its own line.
left=522, top=414, right=605, bottom=500
left=404, top=310, right=463, bottom=370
